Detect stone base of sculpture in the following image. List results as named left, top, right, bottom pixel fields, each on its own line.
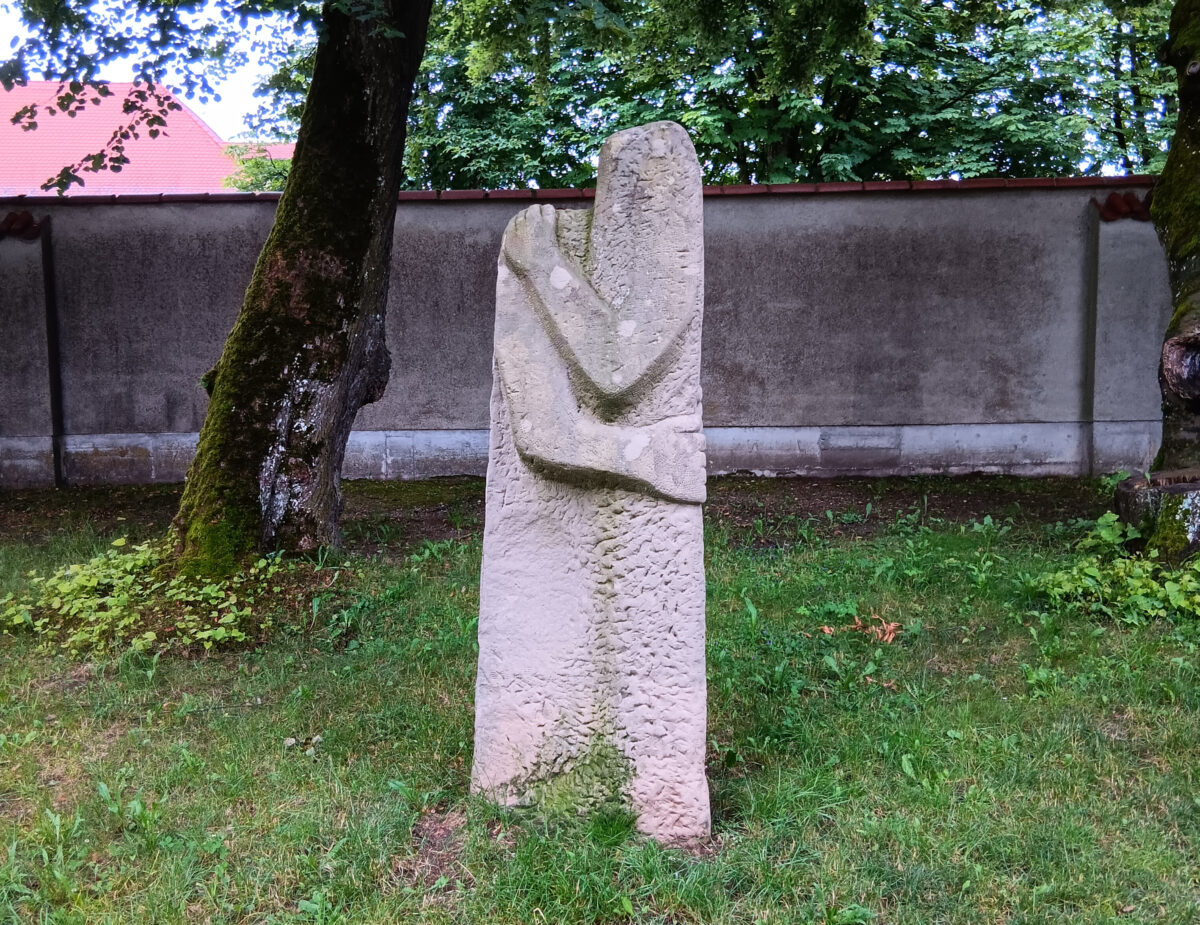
left=471, top=121, right=710, bottom=843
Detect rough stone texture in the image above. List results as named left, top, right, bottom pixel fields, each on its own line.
left=472, top=122, right=709, bottom=842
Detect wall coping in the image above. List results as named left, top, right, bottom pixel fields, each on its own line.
left=0, top=174, right=1155, bottom=206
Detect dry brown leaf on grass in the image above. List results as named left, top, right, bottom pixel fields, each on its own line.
left=867, top=614, right=903, bottom=643
left=821, top=614, right=903, bottom=643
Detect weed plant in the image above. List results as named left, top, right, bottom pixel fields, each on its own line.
left=2, top=540, right=303, bottom=656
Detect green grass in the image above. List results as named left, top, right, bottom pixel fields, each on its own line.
left=1, top=479, right=1198, bottom=923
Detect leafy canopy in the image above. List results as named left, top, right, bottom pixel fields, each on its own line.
left=5, top=0, right=1178, bottom=189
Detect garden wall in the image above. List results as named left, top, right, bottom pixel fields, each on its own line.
left=0, top=178, right=1170, bottom=488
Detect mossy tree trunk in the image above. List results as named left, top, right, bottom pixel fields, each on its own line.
left=172, top=0, right=433, bottom=575
left=1152, top=0, right=1200, bottom=471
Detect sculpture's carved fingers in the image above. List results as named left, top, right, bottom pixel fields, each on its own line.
left=502, top=206, right=626, bottom=399
left=627, top=415, right=706, bottom=504
left=501, top=204, right=559, bottom=280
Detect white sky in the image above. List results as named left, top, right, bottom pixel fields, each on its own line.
left=0, top=1, right=277, bottom=140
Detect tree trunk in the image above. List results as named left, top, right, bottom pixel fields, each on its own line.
left=1116, top=0, right=1200, bottom=561
left=171, top=0, right=433, bottom=575
left=1151, top=0, right=1200, bottom=472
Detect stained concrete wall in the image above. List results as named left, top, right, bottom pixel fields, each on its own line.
left=0, top=181, right=1171, bottom=487
left=0, top=234, right=52, bottom=485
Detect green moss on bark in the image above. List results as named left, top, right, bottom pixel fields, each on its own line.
left=1166, top=296, right=1198, bottom=339
left=1153, top=154, right=1200, bottom=269
left=1154, top=0, right=1200, bottom=272
left=1146, top=493, right=1190, bottom=561
left=172, top=500, right=258, bottom=578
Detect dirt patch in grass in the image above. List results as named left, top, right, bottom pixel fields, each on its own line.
left=392, top=808, right=471, bottom=896
left=0, top=791, right=35, bottom=824
left=38, top=756, right=84, bottom=813
left=346, top=477, right=483, bottom=513
left=706, top=473, right=1107, bottom=544
left=30, top=662, right=96, bottom=697
left=33, top=719, right=130, bottom=813
left=0, top=484, right=181, bottom=546
left=345, top=473, right=1106, bottom=556
left=923, top=650, right=979, bottom=678
left=81, top=721, right=130, bottom=765
left=1, top=474, right=1106, bottom=557
left=1097, top=709, right=1135, bottom=742
left=341, top=477, right=485, bottom=560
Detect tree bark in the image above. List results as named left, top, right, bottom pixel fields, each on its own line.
left=1151, top=0, right=1200, bottom=473
left=171, top=0, right=433, bottom=575
left=1116, top=0, right=1200, bottom=561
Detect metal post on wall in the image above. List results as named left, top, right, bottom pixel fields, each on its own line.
left=1, top=210, right=65, bottom=487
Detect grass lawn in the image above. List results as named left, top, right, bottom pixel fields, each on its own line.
left=1, top=475, right=1198, bottom=923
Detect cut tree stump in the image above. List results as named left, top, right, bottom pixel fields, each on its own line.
left=1115, top=469, right=1200, bottom=562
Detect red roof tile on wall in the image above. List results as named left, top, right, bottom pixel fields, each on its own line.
left=0, top=82, right=245, bottom=196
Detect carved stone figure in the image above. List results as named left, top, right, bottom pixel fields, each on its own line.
left=471, top=121, right=709, bottom=842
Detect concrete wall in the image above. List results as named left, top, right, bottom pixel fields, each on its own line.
left=0, top=180, right=1171, bottom=488
left=1, top=235, right=52, bottom=485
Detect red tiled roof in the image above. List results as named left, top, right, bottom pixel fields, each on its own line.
left=0, top=81, right=247, bottom=195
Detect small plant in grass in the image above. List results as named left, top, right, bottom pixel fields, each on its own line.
left=1036, top=511, right=1200, bottom=626
left=296, top=889, right=347, bottom=924
left=1099, top=469, right=1132, bottom=494
left=95, top=782, right=163, bottom=850
left=2, top=537, right=298, bottom=656
left=29, top=810, right=87, bottom=908
left=826, top=504, right=871, bottom=526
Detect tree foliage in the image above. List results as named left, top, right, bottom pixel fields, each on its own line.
left=0, top=0, right=312, bottom=190
left=224, top=144, right=292, bottom=190
left=4, top=0, right=1177, bottom=188
left=240, top=0, right=1175, bottom=189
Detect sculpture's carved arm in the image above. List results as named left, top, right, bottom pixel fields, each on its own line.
left=501, top=204, right=690, bottom=401
left=493, top=327, right=705, bottom=505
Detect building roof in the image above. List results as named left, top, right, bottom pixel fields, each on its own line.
left=0, top=81, right=274, bottom=196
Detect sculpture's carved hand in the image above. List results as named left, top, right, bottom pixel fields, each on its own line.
left=502, top=204, right=560, bottom=280
left=627, top=413, right=706, bottom=504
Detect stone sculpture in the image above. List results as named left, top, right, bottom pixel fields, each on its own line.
left=472, top=121, right=709, bottom=843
